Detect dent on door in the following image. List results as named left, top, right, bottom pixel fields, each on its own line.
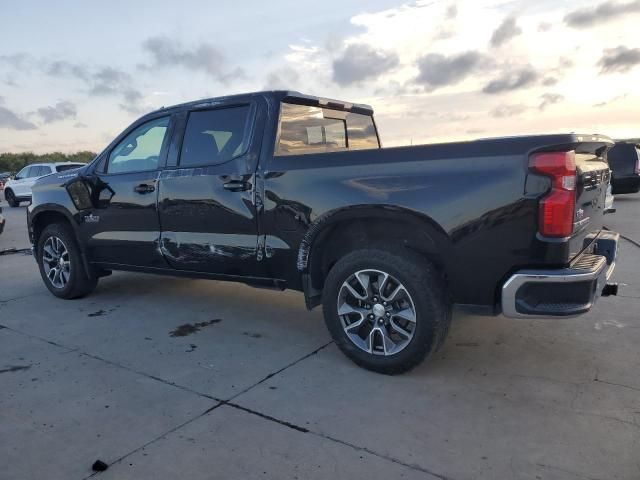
left=157, top=167, right=260, bottom=274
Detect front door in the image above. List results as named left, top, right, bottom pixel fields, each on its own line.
left=11, top=165, right=36, bottom=197
left=158, top=103, right=263, bottom=277
left=83, top=115, right=171, bottom=267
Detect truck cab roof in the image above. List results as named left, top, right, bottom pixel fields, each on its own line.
left=150, top=91, right=374, bottom=117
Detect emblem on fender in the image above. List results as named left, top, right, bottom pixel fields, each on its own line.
left=84, top=213, right=100, bottom=223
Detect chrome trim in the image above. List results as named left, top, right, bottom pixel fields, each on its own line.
left=502, top=256, right=608, bottom=319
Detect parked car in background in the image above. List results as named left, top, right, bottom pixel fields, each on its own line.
left=608, top=140, right=640, bottom=194
left=27, top=91, right=619, bottom=374
left=0, top=172, right=11, bottom=191
left=3, top=162, right=85, bottom=207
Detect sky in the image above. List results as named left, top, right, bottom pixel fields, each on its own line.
left=0, top=0, right=639, bottom=153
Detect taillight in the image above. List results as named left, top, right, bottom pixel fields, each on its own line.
left=529, top=151, right=576, bottom=238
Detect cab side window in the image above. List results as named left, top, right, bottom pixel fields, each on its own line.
left=179, top=105, right=252, bottom=167
left=108, top=117, right=170, bottom=174
left=275, top=103, right=379, bottom=156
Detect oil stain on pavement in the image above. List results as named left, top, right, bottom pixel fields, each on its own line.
left=169, top=319, right=222, bottom=337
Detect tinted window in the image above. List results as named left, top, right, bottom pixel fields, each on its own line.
left=179, top=106, right=251, bottom=167
left=346, top=112, right=379, bottom=150
left=108, top=117, right=170, bottom=174
left=276, top=103, right=379, bottom=156
left=28, top=166, right=42, bottom=178
left=56, top=164, right=84, bottom=172
left=38, top=166, right=53, bottom=176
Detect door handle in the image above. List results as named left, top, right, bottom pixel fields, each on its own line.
left=223, top=180, right=251, bottom=192
left=134, top=183, right=156, bottom=194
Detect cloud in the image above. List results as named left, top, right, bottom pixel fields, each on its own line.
left=0, top=53, right=32, bottom=71
left=141, top=36, right=241, bottom=83
left=36, top=100, right=77, bottom=123
left=565, top=0, right=640, bottom=28
left=46, top=60, right=90, bottom=80
left=537, top=22, right=552, bottom=32
left=490, top=16, right=522, bottom=48
left=598, top=46, right=640, bottom=73
left=332, top=43, right=399, bottom=86
left=538, top=93, right=564, bottom=110
left=482, top=67, right=538, bottom=94
left=446, top=4, right=457, bottom=19
left=414, top=51, right=485, bottom=90
left=490, top=104, right=528, bottom=118
left=0, top=106, right=37, bottom=130
left=82, top=67, right=145, bottom=113
left=264, top=67, right=300, bottom=90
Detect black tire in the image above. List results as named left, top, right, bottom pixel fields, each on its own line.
left=322, top=247, right=451, bottom=375
left=5, top=189, right=19, bottom=207
left=36, top=222, right=98, bottom=299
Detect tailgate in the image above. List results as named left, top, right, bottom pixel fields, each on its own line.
left=569, top=142, right=612, bottom=260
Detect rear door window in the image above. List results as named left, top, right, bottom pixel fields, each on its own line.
left=179, top=105, right=252, bottom=167
left=30, top=166, right=44, bottom=177
left=276, top=103, right=379, bottom=156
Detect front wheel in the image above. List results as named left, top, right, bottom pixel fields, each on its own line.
left=5, top=189, right=19, bottom=207
left=36, top=223, right=98, bottom=299
left=322, top=248, right=451, bottom=374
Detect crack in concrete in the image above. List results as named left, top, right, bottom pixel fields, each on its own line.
left=225, top=340, right=334, bottom=402
left=1, top=324, right=449, bottom=479
left=594, top=378, right=640, bottom=393
left=81, top=402, right=223, bottom=480
left=535, top=462, right=604, bottom=480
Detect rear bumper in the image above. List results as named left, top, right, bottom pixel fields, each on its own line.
left=501, top=231, right=618, bottom=318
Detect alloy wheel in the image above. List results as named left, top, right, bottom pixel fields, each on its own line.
left=42, top=236, right=71, bottom=289
left=337, top=269, right=417, bottom=356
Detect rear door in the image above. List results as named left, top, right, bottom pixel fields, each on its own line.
left=157, top=100, right=265, bottom=277
left=83, top=115, right=172, bottom=267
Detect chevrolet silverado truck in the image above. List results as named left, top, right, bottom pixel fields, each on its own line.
left=27, top=91, right=619, bottom=374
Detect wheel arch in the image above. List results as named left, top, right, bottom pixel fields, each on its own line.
left=31, top=206, right=93, bottom=279
left=299, top=205, right=452, bottom=307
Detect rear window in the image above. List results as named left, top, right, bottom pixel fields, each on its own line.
left=56, top=164, right=84, bottom=172
left=276, top=103, right=379, bottom=156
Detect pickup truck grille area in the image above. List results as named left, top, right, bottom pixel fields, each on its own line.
left=582, top=169, right=610, bottom=190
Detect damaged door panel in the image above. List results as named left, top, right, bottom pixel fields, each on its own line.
left=157, top=101, right=266, bottom=276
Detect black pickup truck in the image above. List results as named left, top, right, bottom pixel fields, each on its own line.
left=27, top=91, right=619, bottom=373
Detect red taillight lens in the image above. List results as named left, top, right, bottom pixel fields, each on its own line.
left=530, top=151, right=576, bottom=238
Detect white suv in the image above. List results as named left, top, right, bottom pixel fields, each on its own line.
left=4, top=162, right=85, bottom=207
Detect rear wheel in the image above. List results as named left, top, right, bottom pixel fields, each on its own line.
left=322, top=248, right=451, bottom=374
left=4, top=189, right=19, bottom=207
left=36, top=223, right=98, bottom=299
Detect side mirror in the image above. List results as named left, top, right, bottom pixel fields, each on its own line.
left=14, top=175, right=21, bottom=180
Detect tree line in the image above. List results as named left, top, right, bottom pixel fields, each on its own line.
left=0, top=151, right=96, bottom=174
